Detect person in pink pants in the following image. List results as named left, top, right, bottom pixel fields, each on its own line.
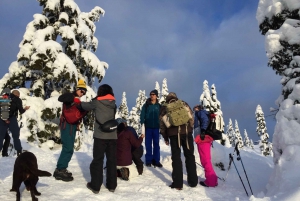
left=194, top=105, right=218, bottom=187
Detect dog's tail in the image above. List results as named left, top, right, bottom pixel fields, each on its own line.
left=31, top=169, right=52, bottom=177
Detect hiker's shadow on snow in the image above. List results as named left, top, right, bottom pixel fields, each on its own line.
left=147, top=166, right=172, bottom=185
left=73, top=152, right=93, bottom=181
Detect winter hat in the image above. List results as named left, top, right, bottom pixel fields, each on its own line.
left=76, top=79, right=87, bottom=92
left=150, top=89, right=158, bottom=97
left=166, top=92, right=177, bottom=103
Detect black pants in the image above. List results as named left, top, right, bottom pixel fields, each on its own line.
left=90, top=138, right=117, bottom=191
left=2, top=131, right=11, bottom=156
left=169, top=133, right=198, bottom=188
left=132, top=147, right=144, bottom=169
left=0, top=116, right=22, bottom=151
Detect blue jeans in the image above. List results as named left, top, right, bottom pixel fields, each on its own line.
left=145, top=128, right=160, bottom=164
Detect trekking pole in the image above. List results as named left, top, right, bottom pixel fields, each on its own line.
left=230, top=153, right=249, bottom=197
left=223, top=142, right=239, bottom=181
left=235, top=144, right=253, bottom=195
left=195, top=162, right=225, bottom=181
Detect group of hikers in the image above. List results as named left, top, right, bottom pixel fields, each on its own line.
left=0, top=79, right=219, bottom=194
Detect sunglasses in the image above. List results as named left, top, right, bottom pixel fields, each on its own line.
left=81, top=90, right=86, bottom=95
left=150, top=94, right=156, bottom=96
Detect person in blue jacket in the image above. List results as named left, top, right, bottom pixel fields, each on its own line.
left=140, top=89, right=162, bottom=167
left=194, top=105, right=218, bottom=187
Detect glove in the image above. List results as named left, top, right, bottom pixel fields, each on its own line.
left=200, top=129, right=206, bottom=140
left=74, top=97, right=81, bottom=103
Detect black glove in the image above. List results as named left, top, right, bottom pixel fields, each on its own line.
left=200, top=129, right=206, bottom=140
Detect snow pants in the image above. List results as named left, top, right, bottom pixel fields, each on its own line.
left=197, top=137, right=218, bottom=187
left=145, top=128, right=160, bottom=164
left=169, top=133, right=198, bottom=188
left=56, top=122, right=76, bottom=169
left=89, top=138, right=117, bottom=191
left=0, top=116, right=22, bottom=152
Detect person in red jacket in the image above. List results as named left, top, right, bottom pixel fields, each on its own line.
left=53, top=79, right=87, bottom=182
left=116, top=119, right=144, bottom=180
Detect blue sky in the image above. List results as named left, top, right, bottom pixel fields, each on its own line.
left=0, top=0, right=279, bottom=141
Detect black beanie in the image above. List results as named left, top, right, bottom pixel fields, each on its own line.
left=150, top=89, right=158, bottom=96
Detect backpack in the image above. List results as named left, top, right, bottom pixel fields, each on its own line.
left=0, top=88, right=11, bottom=120
left=61, top=103, right=88, bottom=124
left=164, top=99, right=191, bottom=127
left=204, top=112, right=222, bottom=140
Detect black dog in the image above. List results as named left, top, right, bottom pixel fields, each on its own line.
left=10, top=151, right=52, bottom=201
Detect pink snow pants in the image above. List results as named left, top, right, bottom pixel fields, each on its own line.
left=197, top=136, right=218, bottom=187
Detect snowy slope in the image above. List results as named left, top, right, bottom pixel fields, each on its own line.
left=0, top=136, right=278, bottom=201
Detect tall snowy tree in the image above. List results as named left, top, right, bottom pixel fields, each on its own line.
left=257, top=2, right=300, bottom=194
left=255, top=105, right=271, bottom=156
left=128, top=90, right=147, bottom=132
left=0, top=0, right=107, bottom=149
left=226, top=118, right=235, bottom=147
left=200, top=80, right=225, bottom=133
left=159, top=78, right=168, bottom=104
left=234, top=120, right=244, bottom=149
left=250, top=139, right=255, bottom=150
left=200, top=80, right=212, bottom=111
left=155, top=81, right=161, bottom=102
left=118, top=92, right=129, bottom=121
left=243, top=129, right=251, bottom=148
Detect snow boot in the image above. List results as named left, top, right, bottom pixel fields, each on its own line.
left=53, top=168, right=73, bottom=182
left=120, top=167, right=129, bottom=181
left=152, top=159, right=163, bottom=168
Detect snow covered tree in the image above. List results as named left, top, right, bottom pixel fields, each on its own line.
left=243, top=129, right=251, bottom=148
left=160, top=78, right=168, bottom=104
left=200, top=80, right=212, bottom=111
left=118, top=92, right=129, bottom=120
left=255, top=105, right=271, bottom=156
left=250, top=139, right=254, bottom=149
left=200, top=80, right=225, bottom=134
left=225, top=119, right=235, bottom=147
left=0, top=0, right=107, bottom=149
left=155, top=81, right=161, bottom=102
left=234, top=120, right=244, bottom=149
left=128, top=90, right=147, bottom=132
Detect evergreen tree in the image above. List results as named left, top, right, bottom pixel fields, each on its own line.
left=160, top=78, right=168, bottom=104
left=257, top=0, right=300, bottom=163
left=255, top=105, right=271, bottom=156
left=243, top=129, right=251, bottom=148
left=155, top=81, right=161, bottom=102
left=118, top=92, right=129, bottom=120
left=200, top=80, right=212, bottom=111
left=250, top=139, right=255, bottom=149
left=234, top=120, right=244, bottom=149
left=226, top=119, right=235, bottom=147
left=0, top=0, right=107, bottom=149
left=128, top=90, right=147, bottom=132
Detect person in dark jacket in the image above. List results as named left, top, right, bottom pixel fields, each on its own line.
left=0, top=90, right=30, bottom=156
left=115, top=118, right=144, bottom=180
left=193, top=105, right=218, bottom=187
left=116, top=118, right=144, bottom=175
left=140, top=89, right=162, bottom=167
left=81, top=84, right=118, bottom=194
left=53, top=79, right=87, bottom=182
left=159, top=92, right=198, bottom=190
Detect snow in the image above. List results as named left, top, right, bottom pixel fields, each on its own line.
left=0, top=137, right=277, bottom=201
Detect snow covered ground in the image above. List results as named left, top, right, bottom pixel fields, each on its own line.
left=0, top=136, right=280, bottom=201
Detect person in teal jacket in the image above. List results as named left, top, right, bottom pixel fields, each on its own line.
left=140, top=90, right=162, bottom=167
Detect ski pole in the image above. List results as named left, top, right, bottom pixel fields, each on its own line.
left=230, top=153, right=249, bottom=197
left=223, top=142, right=239, bottom=181
left=195, top=162, right=225, bottom=181
left=235, top=144, right=253, bottom=195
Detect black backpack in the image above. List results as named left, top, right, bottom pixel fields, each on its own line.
left=197, top=111, right=222, bottom=140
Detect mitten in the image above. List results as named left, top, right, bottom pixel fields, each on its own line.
left=74, top=97, right=81, bottom=103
